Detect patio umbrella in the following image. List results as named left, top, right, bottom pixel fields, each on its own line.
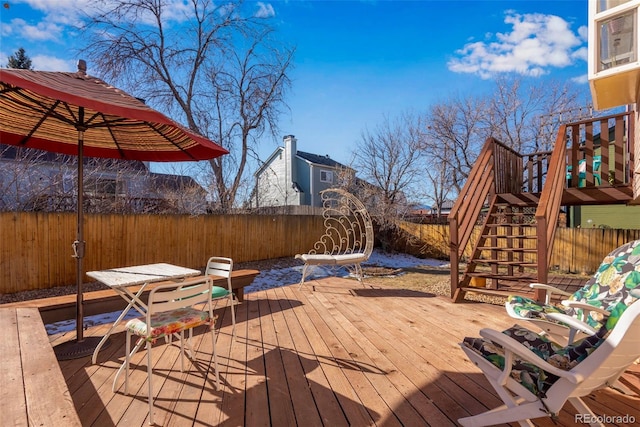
left=0, top=61, right=227, bottom=359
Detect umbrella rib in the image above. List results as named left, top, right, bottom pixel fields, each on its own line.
left=148, top=122, right=198, bottom=161
left=18, top=99, right=61, bottom=145
left=3, top=86, right=82, bottom=132
left=99, top=112, right=127, bottom=158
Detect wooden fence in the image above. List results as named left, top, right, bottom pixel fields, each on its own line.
left=398, top=221, right=640, bottom=276
left=0, top=212, right=326, bottom=294
left=4, top=211, right=640, bottom=295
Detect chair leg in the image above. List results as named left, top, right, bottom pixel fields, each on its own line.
left=458, top=402, right=539, bottom=426
left=567, top=397, right=605, bottom=427
left=355, top=263, right=365, bottom=285
left=229, top=293, right=236, bottom=339
left=210, top=326, right=220, bottom=390
left=113, top=336, right=145, bottom=393
left=124, top=331, right=131, bottom=394
left=180, top=331, right=186, bottom=372
left=147, top=341, right=154, bottom=425
left=298, top=264, right=310, bottom=288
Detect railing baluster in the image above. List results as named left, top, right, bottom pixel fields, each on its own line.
left=600, top=118, right=610, bottom=186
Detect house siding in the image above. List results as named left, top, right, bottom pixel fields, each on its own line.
left=252, top=135, right=353, bottom=208
left=571, top=205, right=640, bottom=229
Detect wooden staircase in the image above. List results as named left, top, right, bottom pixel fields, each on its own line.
left=465, top=194, right=539, bottom=286
left=449, top=111, right=635, bottom=303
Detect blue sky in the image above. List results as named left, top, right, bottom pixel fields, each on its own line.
left=1, top=0, right=590, bottom=168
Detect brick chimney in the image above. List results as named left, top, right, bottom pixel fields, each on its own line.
left=283, top=135, right=297, bottom=187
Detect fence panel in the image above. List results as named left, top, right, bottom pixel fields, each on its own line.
left=398, top=222, right=640, bottom=275
left=5, top=212, right=640, bottom=294
left=0, top=212, right=326, bottom=294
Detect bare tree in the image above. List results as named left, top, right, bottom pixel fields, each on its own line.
left=483, top=76, right=584, bottom=153
left=423, top=93, right=488, bottom=194
left=423, top=78, right=586, bottom=195
left=352, top=112, right=425, bottom=248
left=423, top=141, right=454, bottom=218
left=81, top=0, right=294, bottom=211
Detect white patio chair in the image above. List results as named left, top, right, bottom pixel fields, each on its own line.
left=296, top=188, right=374, bottom=287
left=205, top=256, right=237, bottom=338
left=112, top=276, right=220, bottom=425
left=459, top=295, right=640, bottom=427
left=505, top=239, right=640, bottom=346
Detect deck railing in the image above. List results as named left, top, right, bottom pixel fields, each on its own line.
left=534, top=124, right=568, bottom=300
left=449, top=137, right=508, bottom=297
left=565, top=111, right=634, bottom=189
left=522, top=151, right=552, bottom=193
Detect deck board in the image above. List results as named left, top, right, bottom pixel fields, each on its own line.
left=50, top=277, right=640, bottom=426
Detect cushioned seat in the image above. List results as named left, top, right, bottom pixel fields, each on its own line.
left=459, top=298, right=640, bottom=426
left=506, top=239, right=640, bottom=345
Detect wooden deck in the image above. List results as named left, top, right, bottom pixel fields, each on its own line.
left=50, top=277, right=640, bottom=426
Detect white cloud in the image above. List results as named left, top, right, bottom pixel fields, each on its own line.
left=448, top=12, right=586, bottom=79
left=255, top=2, right=275, bottom=19
left=571, top=74, right=589, bottom=84
left=10, top=17, right=63, bottom=41
left=31, top=54, right=75, bottom=71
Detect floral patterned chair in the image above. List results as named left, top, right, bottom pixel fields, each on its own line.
left=459, top=295, right=640, bottom=426
left=505, top=239, right=640, bottom=345
left=112, top=277, right=220, bottom=425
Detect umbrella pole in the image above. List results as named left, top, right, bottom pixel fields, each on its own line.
left=76, top=132, right=85, bottom=342
left=54, top=126, right=109, bottom=360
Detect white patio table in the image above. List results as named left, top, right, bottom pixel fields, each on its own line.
left=87, top=263, right=201, bottom=364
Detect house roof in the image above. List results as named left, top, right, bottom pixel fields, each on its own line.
left=150, top=172, right=205, bottom=192
left=296, top=151, right=348, bottom=169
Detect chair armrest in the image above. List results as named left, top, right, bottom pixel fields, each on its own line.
left=543, top=312, right=598, bottom=336
left=560, top=300, right=610, bottom=323
left=479, top=328, right=583, bottom=384
left=529, top=283, right=572, bottom=304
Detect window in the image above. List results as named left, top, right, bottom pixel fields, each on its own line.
left=598, top=10, right=636, bottom=71
left=86, top=178, right=118, bottom=196
left=320, top=170, right=333, bottom=183
left=598, top=0, right=633, bottom=13
left=589, top=0, right=640, bottom=109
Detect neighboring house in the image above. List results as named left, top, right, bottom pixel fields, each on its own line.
left=251, top=135, right=356, bottom=208
left=0, top=144, right=207, bottom=214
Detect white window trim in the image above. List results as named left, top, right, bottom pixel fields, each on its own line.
left=320, top=169, right=333, bottom=183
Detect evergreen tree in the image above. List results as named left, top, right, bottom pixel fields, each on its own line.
left=7, top=47, right=33, bottom=70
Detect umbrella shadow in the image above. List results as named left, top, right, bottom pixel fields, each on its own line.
left=214, top=346, right=383, bottom=427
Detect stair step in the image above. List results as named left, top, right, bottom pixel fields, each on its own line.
left=495, top=193, right=540, bottom=206
left=474, top=260, right=537, bottom=267
left=459, top=287, right=515, bottom=298
left=490, top=211, right=533, bottom=216
left=466, top=272, right=537, bottom=281
left=480, top=234, right=537, bottom=239
left=484, top=223, right=536, bottom=228
left=476, top=247, right=537, bottom=253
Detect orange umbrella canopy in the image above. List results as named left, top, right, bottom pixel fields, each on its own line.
left=0, top=64, right=227, bottom=358
left=0, top=66, right=227, bottom=161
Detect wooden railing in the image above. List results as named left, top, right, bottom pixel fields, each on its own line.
left=565, top=111, right=633, bottom=189
left=522, top=151, right=552, bottom=193
left=449, top=137, right=503, bottom=297
left=534, top=124, right=568, bottom=300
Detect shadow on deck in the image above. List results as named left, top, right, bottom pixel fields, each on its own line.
left=48, top=277, right=639, bottom=426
